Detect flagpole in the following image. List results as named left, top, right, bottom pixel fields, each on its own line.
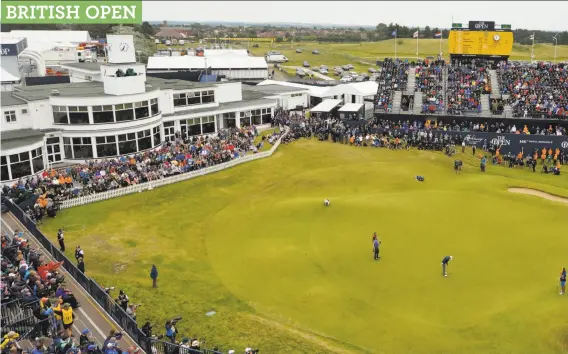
left=416, top=30, right=419, bottom=60
left=394, top=32, right=397, bottom=59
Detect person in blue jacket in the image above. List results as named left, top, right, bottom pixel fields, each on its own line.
left=150, top=265, right=158, bottom=288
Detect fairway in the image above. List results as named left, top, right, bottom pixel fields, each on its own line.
left=41, top=141, right=568, bottom=354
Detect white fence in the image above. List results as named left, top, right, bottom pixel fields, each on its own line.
left=60, top=130, right=287, bottom=209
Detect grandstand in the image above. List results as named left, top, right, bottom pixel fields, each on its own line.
left=373, top=21, right=567, bottom=121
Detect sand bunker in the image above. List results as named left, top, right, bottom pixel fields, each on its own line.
left=508, top=188, right=568, bottom=205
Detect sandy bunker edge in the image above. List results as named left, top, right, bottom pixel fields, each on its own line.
left=508, top=188, right=568, bottom=205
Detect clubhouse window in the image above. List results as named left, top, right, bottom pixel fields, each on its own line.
left=201, top=116, right=216, bottom=134
left=53, top=106, right=69, bottom=124
left=134, top=101, right=150, bottom=119
left=92, top=105, right=115, bottom=124
left=117, top=133, right=137, bottom=155
left=95, top=136, right=118, bottom=157
left=137, top=129, right=152, bottom=151
left=223, top=112, right=236, bottom=128
left=153, top=126, right=161, bottom=146
left=68, top=106, right=89, bottom=124
left=115, top=103, right=134, bottom=122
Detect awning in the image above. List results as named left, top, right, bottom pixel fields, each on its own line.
left=310, top=99, right=342, bottom=113
left=338, top=103, right=364, bottom=113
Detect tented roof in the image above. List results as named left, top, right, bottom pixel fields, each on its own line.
left=338, top=103, right=364, bottom=112
left=311, top=99, right=342, bottom=113
left=10, top=30, right=91, bottom=44
left=257, top=80, right=378, bottom=98
left=147, top=56, right=267, bottom=70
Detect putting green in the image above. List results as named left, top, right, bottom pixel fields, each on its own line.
left=41, top=140, right=568, bottom=354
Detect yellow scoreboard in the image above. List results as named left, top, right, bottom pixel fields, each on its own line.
left=448, top=30, right=513, bottom=56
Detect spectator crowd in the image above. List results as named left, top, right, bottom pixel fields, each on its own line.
left=499, top=62, right=568, bottom=119
left=415, top=61, right=445, bottom=113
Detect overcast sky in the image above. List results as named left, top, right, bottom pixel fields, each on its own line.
left=143, top=1, right=567, bottom=32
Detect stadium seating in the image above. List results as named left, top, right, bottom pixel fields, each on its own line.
left=499, top=62, right=568, bottom=119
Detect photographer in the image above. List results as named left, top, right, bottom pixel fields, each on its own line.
left=116, top=290, right=129, bottom=311
left=126, top=304, right=140, bottom=322
left=164, top=317, right=181, bottom=343
left=141, top=322, right=153, bottom=338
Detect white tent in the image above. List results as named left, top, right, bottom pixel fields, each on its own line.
left=310, top=99, right=342, bottom=113
left=10, top=30, right=91, bottom=44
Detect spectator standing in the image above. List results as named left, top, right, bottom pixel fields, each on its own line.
left=77, top=257, right=85, bottom=273
left=75, top=246, right=84, bottom=262
left=117, top=290, right=129, bottom=311
left=150, top=265, right=158, bottom=288
left=54, top=303, right=76, bottom=335
left=57, top=228, right=65, bottom=252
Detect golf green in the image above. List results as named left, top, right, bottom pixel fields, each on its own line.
left=41, top=140, right=568, bottom=354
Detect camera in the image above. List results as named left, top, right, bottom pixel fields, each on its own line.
left=170, top=316, right=182, bottom=325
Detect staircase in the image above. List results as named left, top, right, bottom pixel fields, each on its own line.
left=405, top=67, right=416, bottom=95
left=413, top=91, right=423, bottom=114
left=480, top=95, right=491, bottom=116
left=489, top=69, right=501, bottom=98
left=392, top=91, right=403, bottom=113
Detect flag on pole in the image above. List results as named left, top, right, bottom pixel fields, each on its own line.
left=413, top=31, right=419, bottom=38
left=434, top=32, right=442, bottom=38
left=392, top=30, right=397, bottom=37
left=529, top=34, right=534, bottom=40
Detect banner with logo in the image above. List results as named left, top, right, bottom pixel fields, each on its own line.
left=370, top=128, right=568, bottom=154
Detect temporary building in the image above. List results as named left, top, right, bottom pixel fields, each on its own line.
left=147, top=55, right=269, bottom=80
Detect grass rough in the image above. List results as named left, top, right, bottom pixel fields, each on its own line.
left=42, top=141, right=568, bottom=354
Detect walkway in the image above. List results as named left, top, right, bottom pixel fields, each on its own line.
left=1, top=213, right=139, bottom=350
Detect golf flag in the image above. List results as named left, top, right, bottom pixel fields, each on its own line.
left=413, top=31, right=419, bottom=38
left=392, top=30, right=397, bottom=37
left=434, top=32, right=442, bottom=38
left=529, top=34, right=535, bottom=40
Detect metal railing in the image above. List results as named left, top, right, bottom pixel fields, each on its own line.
left=4, top=130, right=290, bottom=354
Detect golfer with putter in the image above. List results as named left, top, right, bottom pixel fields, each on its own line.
left=560, top=267, right=566, bottom=295
left=442, top=256, right=453, bottom=276
left=372, top=233, right=381, bottom=260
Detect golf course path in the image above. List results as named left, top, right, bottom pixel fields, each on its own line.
left=508, top=188, right=568, bottom=205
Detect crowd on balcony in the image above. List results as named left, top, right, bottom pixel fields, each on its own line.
left=446, top=62, right=492, bottom=115
left=375, top=58, right=410, bottom=112
left=415, top=61, right=445, bottom=113
left=499, top=62, right=568, bottom=119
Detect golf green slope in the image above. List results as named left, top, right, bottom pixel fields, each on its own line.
left=41, top=140, right=568, bottom=354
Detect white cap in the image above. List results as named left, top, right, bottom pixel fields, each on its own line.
left=228, top=351, right=235, bottom=354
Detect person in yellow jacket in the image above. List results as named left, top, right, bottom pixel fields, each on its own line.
left=54, top=303, right=76, bottom=333
left=1, top=331, right=19, bottom=350
left=52, top=298, right=64, bottom=330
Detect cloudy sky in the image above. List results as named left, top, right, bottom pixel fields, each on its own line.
left=143, top=1, right=567, bottom=32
